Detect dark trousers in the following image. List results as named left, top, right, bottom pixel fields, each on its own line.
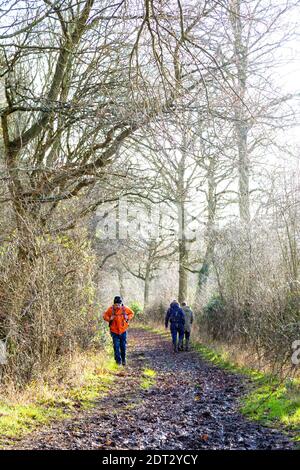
left=170, top=324, right=184, bottom=347
left=184, top=330, right=191, bottom=341
left=111, top=331, right=127, bottom=364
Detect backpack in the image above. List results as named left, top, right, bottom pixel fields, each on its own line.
left=109, top=304, right=127, bottom=327
left=169, top=306, right=184, bottom=326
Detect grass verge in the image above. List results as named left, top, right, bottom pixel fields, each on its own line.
left=195, top=342, right=300, bottom=440
left=0, top=348, right=118, bottom=448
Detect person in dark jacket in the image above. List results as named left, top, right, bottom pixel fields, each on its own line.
left=165, top=300, right=185, bottom=352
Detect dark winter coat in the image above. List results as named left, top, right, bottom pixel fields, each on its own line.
left=165, top=302, right=185, bottom=330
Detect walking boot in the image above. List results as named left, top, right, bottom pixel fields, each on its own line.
left=173, top=342, right=177, bottom=353
left=185, top=340, right=190, bottom=351
left=178, top=340, right=184, bottom=351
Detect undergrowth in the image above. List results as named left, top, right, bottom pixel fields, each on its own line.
left=0, top=348, right=118, bottom=447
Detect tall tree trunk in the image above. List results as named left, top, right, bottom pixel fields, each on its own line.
left=117, top=267, right=125, bottom=299
left=178, top=198, right=188, bottom=303
left=230, top=0, right=250, bottom=224
left=178, top=238, right=188, bottom=303
left=197, top=156, right=217, bottom=290
left=177, top=134, right=188, bottom=304
left=144, top=243, right=155, bottom=311
left=143, top=264, right=151, bottom=312
left=237, top=122, right=250, bottom=223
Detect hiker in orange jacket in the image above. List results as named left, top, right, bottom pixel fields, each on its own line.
left=103, top=296, right=134, bottom=366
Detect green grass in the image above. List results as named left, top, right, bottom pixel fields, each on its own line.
left=240, top=380, right=300, bottom=438
left=194, top=342, right=265, bottom=380
left=193, top=343, right=300, bottom=439
left=0, top=350, right=118, bottom=447
left=140, top=367, right=157, bottom=389
left=0, top=340, right=159, bottom=447
left=137, top=323, right=300, bottom=440
left=0, top=403, right=68, bottom=443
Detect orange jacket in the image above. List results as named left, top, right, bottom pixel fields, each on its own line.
left=103, top=304, right=134, bottom=335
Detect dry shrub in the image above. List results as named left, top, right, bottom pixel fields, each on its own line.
left=199, top=220, right=300, bottom=374
left=0, top=228, right=103, bottom=385
left=144, top=300, right=169, bottom=325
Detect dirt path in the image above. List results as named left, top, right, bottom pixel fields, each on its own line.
left=11, top=328, right=294, bottom=450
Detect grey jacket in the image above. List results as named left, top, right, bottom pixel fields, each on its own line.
left=182, top=306, right=194, bottom=332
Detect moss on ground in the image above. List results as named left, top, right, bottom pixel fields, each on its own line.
left=140, top=367, right=157, bottom=389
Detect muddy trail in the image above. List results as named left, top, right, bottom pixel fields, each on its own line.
left=11, top=328, right=294, bottom=450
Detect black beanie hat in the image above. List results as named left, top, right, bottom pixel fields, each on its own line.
left=114, top=296, right=122, bottom=304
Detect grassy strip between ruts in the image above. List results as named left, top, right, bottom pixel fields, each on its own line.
left=0, top=345, right=119, bottom=448
left=141, top=367, right=157, bottom=390
left=138, top=323, right=300, bottom=442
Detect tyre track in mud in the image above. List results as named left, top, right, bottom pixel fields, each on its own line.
left=10, top=328, right=295, bottom=450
